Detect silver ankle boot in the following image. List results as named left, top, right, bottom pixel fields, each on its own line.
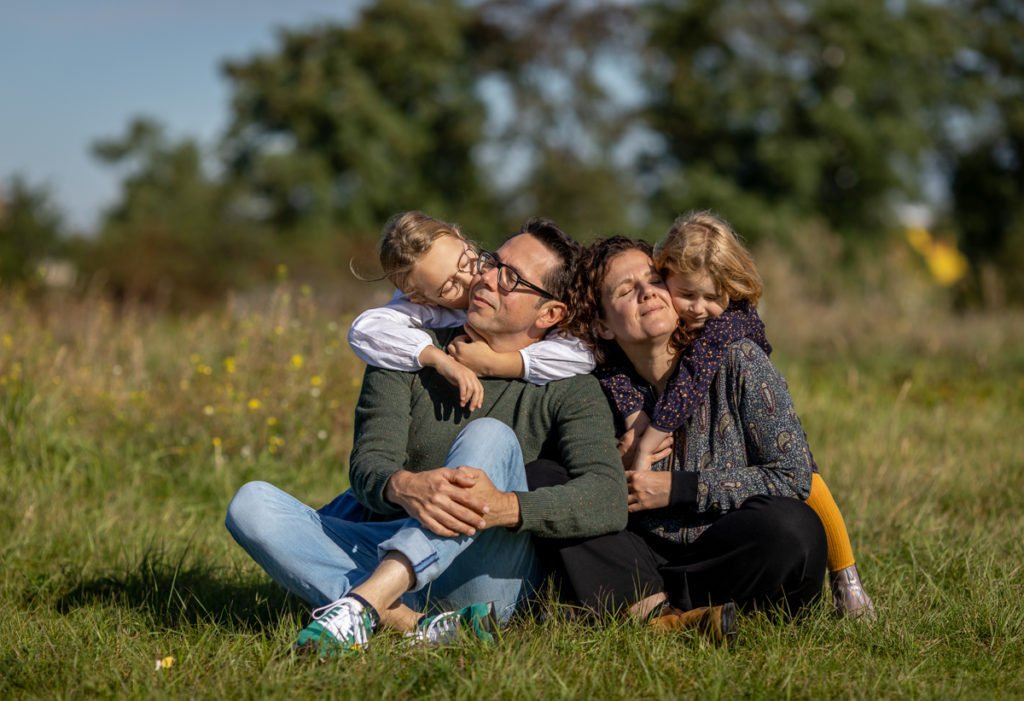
left=829, top=564, right=877, bottom=620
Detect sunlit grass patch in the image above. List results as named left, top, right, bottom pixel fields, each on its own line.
left=2, top=281, right=1023, bottom=697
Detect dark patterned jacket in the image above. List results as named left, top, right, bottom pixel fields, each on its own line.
left=628, top=339, right=814, bottom=544
left=596, top=300, right=770, bottom=431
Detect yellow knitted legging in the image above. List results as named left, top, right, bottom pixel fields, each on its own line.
left=805, top=473, right=856, bottom=573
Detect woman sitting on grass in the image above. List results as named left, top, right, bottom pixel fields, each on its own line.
left=528, top=232, right=828, bottom=643
left=594, top=212, right=875, bottom=619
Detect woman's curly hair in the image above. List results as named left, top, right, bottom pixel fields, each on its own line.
left=566, top=235, right=689, bottom=367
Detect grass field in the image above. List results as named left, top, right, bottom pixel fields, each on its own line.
left=2, top=278, right=1023, bottom=698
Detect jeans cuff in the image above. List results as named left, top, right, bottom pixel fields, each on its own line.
left=378, top=526, right=465, bottom=592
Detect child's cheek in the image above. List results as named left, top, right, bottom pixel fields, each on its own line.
left=670, top=296, right=688, bottom=317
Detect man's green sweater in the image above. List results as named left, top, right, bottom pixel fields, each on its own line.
left=348, top=332, right=627, bottom=540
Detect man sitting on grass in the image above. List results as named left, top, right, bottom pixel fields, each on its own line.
left=225, top=220, right=627, bottom=654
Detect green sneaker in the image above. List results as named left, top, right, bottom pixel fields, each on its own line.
left=404, top=602, right=499, bottom=646
left=294, top=596, right=376, bottom=658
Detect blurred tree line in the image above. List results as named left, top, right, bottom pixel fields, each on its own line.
left=1, top=0, right=1021, bottom=307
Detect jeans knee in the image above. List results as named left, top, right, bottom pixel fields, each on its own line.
left=455, top=418, right=522, bottom=464
left=225, top=480, right=276, bottom=541
left=459, top=417, right=516, bottom=446
left=449, top=418, right=525, bottom=491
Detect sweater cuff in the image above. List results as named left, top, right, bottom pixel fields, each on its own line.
left=669, top=471, right=699, bottom=508
left=513, top=490, right=542, bottom=534
left=362, top=469, right=408, bottom=519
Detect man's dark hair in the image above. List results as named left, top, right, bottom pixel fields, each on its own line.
left=516, top=217, right=580, bottom=303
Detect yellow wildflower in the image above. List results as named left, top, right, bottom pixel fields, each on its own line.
left=2, top=334, right=11, bottom=348
left=268, top=435, right=285, bottom=454
left=203, top=405, right=215, bottom=416
left=155, top=656, right=175, bottom=671
left=248, top=398, right=262, bottom=410
left=291, top=354, right=304, bottom=369
left=212, top=437, right=222, bottom=447
left=311, top=376, right=322, bottom=386
left=189, top=353, right=200, bottom=364
left=266, top=416, right=278, bottom=427
left=905, top=226, right=969, bottom=287
left=224, top=356, right=236, bottom=374
left=925, top=241, right=969, bottom=286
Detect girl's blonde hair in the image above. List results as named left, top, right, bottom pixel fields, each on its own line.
left=376, top=211, right=467, bottom=292
left=655, top=211, right=763, bottom=304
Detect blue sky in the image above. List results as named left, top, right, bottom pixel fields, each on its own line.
left=1, top=1, right=364, bottom=231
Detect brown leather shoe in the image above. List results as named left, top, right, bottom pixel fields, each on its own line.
left=649, top=602, right=738, bottom=646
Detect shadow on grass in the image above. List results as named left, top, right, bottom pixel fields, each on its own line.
left=46, top=543, right=307, bottom=633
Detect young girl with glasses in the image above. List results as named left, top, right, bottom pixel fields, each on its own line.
left=348, top=211, right=594, bottom=410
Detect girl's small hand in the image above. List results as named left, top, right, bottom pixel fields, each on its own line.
left=616, top=411, right=648, bottom=467
left=440, top=358, right=484, bottom=411
left=448, top=332, right=525, bottom=379
left=625, top=470, right=672, bottom=512
left=419, top=345, right=485, bottom=411
left=629, top=426, right=674, bottom=471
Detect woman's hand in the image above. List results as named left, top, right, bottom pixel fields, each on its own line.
left=419, top=345, right=485, bottom=411
left=625, top=470, right=672, bottom=512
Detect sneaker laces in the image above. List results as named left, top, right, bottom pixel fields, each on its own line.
left=417, top=610, right=462, bottom=644
left=311, top=598, right=372, bottom=647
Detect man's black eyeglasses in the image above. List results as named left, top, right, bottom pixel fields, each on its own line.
left=476, top=250, right=558, bottom=301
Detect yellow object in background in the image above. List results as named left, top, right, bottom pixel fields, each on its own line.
left=905, top=226, right=969, bottom=286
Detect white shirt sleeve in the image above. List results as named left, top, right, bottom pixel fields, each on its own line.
left=347, top=291, right=467, bottom=372
left=519, top=331, right=596, bottom=385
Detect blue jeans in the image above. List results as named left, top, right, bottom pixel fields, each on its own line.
left=225, top=418, right=542, bottom=622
